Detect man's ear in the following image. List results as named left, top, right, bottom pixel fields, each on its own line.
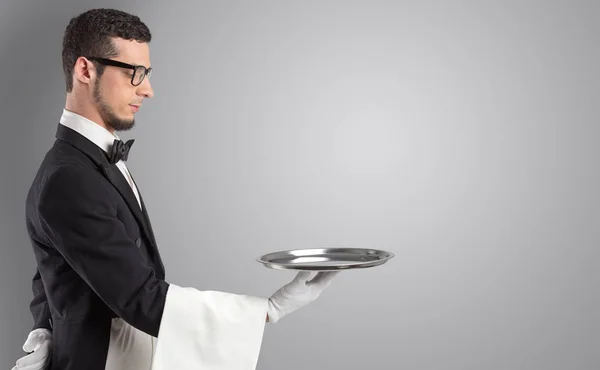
left=73, top=56, right=95, bottom=86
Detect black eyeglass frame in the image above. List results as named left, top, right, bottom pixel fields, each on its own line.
left=86, top=57, right=152, bottom=86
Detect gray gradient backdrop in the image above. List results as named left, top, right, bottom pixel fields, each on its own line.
left=1, top=1, right=599, bottom=369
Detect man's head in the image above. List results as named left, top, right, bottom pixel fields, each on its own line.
left=62, top=8, right=154, bottom=132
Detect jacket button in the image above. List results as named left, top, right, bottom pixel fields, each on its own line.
left=135, top=238, right=141, bottom=247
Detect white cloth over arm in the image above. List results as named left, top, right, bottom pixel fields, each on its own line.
left=152, top=284, right=268, bottom=370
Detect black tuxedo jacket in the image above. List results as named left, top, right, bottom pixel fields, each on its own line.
left=25, top=124, right=170, bottom=370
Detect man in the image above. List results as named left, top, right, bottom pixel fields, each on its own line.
left=11, top=8, right=338, bottom=370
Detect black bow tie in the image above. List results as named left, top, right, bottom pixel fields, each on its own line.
left=108, top=139, right=135, bottom=164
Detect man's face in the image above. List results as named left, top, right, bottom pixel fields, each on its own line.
left=92, top=38, right=154, bottom=132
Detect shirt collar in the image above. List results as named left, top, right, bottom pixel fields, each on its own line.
left=59, top=109, right=120, bottom=154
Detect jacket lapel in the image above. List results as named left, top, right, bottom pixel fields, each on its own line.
left=55, top=124, right=156, bottom=251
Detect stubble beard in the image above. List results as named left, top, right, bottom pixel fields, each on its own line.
left=93, top=79, right=136, bottom=132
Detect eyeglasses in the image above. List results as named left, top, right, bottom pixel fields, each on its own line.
left=86, top=57, right=152, bottom=86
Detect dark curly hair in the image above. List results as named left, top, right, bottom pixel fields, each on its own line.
left=62, top=8, right=151, bottom=92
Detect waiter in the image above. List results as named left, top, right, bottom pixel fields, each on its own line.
left=11, top=8, right=338, bottom=370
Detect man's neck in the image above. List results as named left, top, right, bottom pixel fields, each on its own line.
left=65, top=96, right=114, bottom=135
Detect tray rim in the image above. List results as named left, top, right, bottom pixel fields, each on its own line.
left=256, top=247, right=394, bottom=271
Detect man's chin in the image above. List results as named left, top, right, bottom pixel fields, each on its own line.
left=107, top=117, right=135, bottom=132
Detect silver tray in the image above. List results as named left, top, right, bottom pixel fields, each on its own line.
left=257, top=247, right=394, bottom=271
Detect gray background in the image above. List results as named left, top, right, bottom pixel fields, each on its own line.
left=1, top=1, right=599, bottom=369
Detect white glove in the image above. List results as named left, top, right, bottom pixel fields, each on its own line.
left=267, top=271, right=339, bottom=323
left=11, top=328, right=52, bottom=370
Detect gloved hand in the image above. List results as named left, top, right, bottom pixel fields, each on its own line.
left=11, top=328, right=52, bottom=370
left=267, top=270, right=339, bottom=323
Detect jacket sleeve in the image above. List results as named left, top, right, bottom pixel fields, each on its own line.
left=29, top=268, right=52, bottom=331
left=37, top=165, right=169, bottom=337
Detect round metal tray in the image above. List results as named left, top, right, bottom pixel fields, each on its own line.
left=257, top=247, right=394, bottom=271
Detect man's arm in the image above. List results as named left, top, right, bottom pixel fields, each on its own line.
left=29, top=269, right=52, bottom=332
left=10, top=270, right=53, bottom=370
left=37, top=165, right=169, bottom=336
left=36, top=165, right=336, bottom=369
